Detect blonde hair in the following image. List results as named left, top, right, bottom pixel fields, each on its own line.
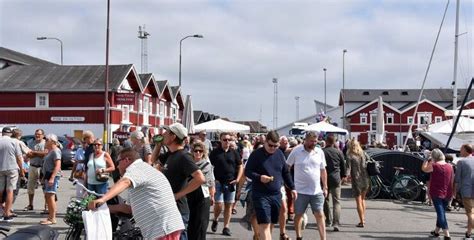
left=191, top=140, right=208, bottom=157
left=347, top=138, right=364, bottom=158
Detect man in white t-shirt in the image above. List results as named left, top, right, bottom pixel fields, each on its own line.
left=287, top=131, right=328, bottom=240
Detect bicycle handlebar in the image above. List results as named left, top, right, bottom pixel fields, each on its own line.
left=71, top=179, right=105, bottom=197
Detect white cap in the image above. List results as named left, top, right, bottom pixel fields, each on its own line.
left=162, top=123, right=188, bottom=140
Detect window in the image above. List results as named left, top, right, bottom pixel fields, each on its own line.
left=149, top=102, right=153, bottom=115
left=371, top=115, right=377, bottom=131
left=143, top=97, right=149, bottom=125
left=418, top=112, right=432, bottom=126
left=159, top=102, right=165, bottom=117
left=360, top=113, right=367, bottom=124
left=122, top=105, right=130, bottom=122
left=363, top=91, right=370, bottom=95
left=435, top=116, right=442, bottom=123
left=138, top=99, right=143, bottom=113
left=407, top=116, right=414, bottom=124
left=171, top=106, right=177, bottom=122
left=386, top=113, right=394, bottom=124
left=35, top=93, right=49, bottom=108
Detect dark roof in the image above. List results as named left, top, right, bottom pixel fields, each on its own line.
left=169, top=86, right=180, bottom=99
left=139, top=73, right=152, bottom=88
left=0, top=64, right=134, bottom=92
left=235, top=121, right=268, bottom=133
left=0, top=47, right=56, bottom=66
left=342, top=89, right=472, bottom=103
left=193, top=110, right=203, bottom=124
left=156, top=80, right=168, bottom=95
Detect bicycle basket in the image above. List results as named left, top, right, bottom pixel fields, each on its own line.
left=366, top=161, right=381, bottom=176
left=64, top=195, right=96, bottom=226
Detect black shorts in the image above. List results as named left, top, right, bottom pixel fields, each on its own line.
left=252, top=192, right=281, bottom=224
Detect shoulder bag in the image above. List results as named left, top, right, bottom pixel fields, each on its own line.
left=93, top=153, right=109, bottom=182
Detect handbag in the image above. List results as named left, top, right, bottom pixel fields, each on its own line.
left=365, top=153, right=380, bottom=176
left=92, top=153, right=109, bottom=182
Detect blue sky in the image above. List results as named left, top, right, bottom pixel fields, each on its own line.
left=1, top=0, right=472, bottom=128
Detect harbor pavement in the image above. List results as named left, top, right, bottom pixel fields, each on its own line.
left=3, top=171, right=470, bottom=239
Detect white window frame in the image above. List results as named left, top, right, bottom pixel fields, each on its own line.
left=172, top=106, right=177, bottom=122
left=122, top=105, right=130, bottom=122
left=417, top=112, right=432, bottom=127
left=143, top=97, right=149, bottom=125
left=386, top=113, right=394, bottom=124
left=159, top=102, right=165, bottom=117
left=407, top=116, right=414, bottom=124
left=360, top=113, right=368, bottom=124
left=36, top=93, right=49, bottom=108
left=370, top=114, right=377, bottom=131
left=138, top=99, right=143, bottom=113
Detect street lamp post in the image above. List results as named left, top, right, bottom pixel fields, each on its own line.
left=179, top=34, right=203, bottom=87
left=323, top=68, right=327, bottom=113
left=295, top=96, right=300, bottom=121
left=37, top=37, right=63, bottom=65
left=342, top=49, right=347, bottom=129
left=272, top=78, right=278, bottom=129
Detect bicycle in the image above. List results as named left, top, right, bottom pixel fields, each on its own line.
left=367, top=162, right=425, bottom=202
left=65, top=179, right=142, bottom=240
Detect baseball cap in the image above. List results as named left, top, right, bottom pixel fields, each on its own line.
left=162, top=123, right=188, bottom=140
left=2, top=127, right=12, bottom=134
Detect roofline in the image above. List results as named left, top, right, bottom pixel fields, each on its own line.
left=399, top=98, right=447, bottom=114
left=346, top=98, right=401, bottom=117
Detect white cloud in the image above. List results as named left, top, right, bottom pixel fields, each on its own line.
left=1, top=0, right=472, bottom=128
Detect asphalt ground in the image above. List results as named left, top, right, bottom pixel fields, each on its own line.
left=3, top=171, right=471, bottom=239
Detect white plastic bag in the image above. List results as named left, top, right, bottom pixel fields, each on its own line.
left=82, top=204, right=112, bottom=240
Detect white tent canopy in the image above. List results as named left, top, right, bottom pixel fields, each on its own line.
left=304, top=121, right=348, bottom=135
left=419, top=132, right=473, bottom=151
left=194, top=118, right=250, bottom=133
left=427, top=117, right=474, bottom=133
left=445, top=109, right=474, bottom=117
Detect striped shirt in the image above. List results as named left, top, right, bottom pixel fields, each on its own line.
left=123, top=160, right=184, bottom=239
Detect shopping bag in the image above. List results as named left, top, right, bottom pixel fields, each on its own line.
left=82, top=204, right=112, bottom=240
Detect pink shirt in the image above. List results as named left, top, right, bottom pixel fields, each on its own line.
left=429, top=162, right=453, bottom=199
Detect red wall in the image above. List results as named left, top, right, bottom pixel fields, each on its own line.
left=0, top=93, right=35, bottom=107
left=49, top=92, right=105, bottom=107
left=0, top=110, right=103, bottom=123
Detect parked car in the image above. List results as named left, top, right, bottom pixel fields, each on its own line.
left=21, top=135, right=82, bottom=169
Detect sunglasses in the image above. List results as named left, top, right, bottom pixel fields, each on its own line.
left=193, top=149, right=203, bottom=153
left=93, top=144, right=102, bottom=147
left=222, top=138, right=232, bottom=142
left=267, top=142, right=279, bottom=148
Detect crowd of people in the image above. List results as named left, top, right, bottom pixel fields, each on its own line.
left=0, top=124, right=473, bottom=240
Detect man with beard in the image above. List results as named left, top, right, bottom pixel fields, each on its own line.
left=287, top=131, right=328, bottom=240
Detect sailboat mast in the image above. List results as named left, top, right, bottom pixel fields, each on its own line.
left=452, top=0, right=460, bottom=110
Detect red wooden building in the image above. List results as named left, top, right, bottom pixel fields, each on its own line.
left=0, top=47, right=184, bottom=140
left=341, top=89, right=473, bottom=148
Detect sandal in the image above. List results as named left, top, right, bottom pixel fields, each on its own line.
left=430, top=230, right=440, bottom=237
left=232, top=209, right=237, bottom=214
left=280, top=233, right=292, bottom=240
left=40, top=209, right=49, bottom=214
left=39, top=218, right=56, bottom=225
left=23, top=205, right=33, bottom=211
left=356, top=222, right=365, bottom=228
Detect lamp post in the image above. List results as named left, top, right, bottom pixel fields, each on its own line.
left=342, top=49, right=347, bottom=129
left=179, top=34, right=203, bottom=87
left=323, top=68, right=327, bottom=113
left=272, top=78, right=278, bottom=129
left=37, top=37, right=63, bottom=65
left=295, top=96, right=300, bottom=121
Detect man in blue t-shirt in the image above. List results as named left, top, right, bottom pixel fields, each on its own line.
left=245, top=131, right=296, bottom=240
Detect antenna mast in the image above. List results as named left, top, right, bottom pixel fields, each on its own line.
left=138, top=25, right=151, bottom=73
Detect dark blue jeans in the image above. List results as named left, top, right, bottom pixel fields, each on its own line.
left=180, top=211, right=190, bottom=240
left=432, top=197, right=449, bottom=230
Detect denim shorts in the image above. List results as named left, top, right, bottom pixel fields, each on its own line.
left=294, top=192, right=324, bottom=215
left=43, top=176, right=60, bottom=194
left=214, top=181, right=236, bottom=203
left=252, top=192, right=281, bottom=224
left=88, top=183, right=108, bottom=195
